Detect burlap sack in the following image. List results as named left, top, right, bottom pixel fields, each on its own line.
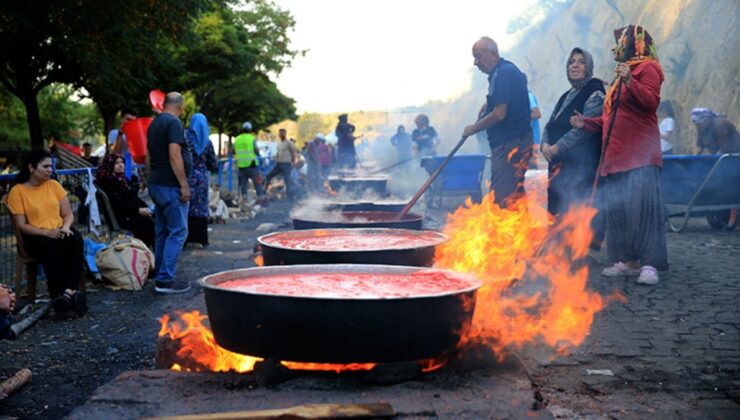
left=95, top=236, right=154, bottom=290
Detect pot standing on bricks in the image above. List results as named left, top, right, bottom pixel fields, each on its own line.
left=462, top=37, right=533, bottom=208
left=570, top=25, right=668, bottom=285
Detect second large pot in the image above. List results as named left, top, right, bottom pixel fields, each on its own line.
left=258, top=228, right=447, bottom=267
left=292, top=210, right=423, bottom=230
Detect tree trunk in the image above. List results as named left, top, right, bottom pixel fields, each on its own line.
left=101, top=108, right=117, bottom=140
left=21, top=91, right=43, bottom=150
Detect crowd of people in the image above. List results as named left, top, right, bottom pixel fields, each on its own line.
left=464, top=26, right=670, bottom=285
left=3, top=23, right=739, bottom=328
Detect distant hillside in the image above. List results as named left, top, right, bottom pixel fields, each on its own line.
left=448, top=0, right=739, bottom=153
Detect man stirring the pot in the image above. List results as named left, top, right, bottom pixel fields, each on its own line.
left=462, top=37, right=533, bottom=207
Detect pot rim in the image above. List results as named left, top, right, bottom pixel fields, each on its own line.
left=327, top=175, right=390, bottom=181
left=290, top=210, right=424, bottom=223
left=198, top=264, right=482, bottom=301
left=257, top=228, right=448, bottom=253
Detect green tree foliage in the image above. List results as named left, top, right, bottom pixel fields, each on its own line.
left=0, top=84, right=102, bottom=149
left=71, top=0, right=220, bottom=135
left=0, top=0, right=299, bottom=151
left=207, top=72, right=297, bottom=137
left=296, top=113, right=336, bottom=144
left=0, top=0, right=219, bottom=148
left=0, top=1, right=82, bottom=148
left=180, top=2, right=301, bottom=138
left=0, top=87, right=28, bottom=148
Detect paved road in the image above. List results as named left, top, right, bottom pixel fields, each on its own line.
left=520, top=218, right=740, bottom=418
left=2, top=195, right=737, bottom=419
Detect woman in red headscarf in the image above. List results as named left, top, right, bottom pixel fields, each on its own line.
left=571, top=25, right=668, bottom=285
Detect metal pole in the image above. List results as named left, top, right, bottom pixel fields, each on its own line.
left=227, top=154, right=233, bottom=193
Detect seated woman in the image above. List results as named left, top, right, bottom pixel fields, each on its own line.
left=95, top=153, right=155, bottom=246
left=7, top=150, right=87, bottom=316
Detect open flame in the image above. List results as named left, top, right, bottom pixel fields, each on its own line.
left=157, top=178, right=618, bottom=371
left=158, top=311, right=448, bottom=374
left=434, top=191, right=623, bottom=359
left=158, top=310, right=386, bottom=373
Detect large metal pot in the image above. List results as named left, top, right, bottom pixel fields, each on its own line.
left=292, top=210, right=423, bottom=230
left=339, top=201, right=406, bottom=212
left=327, top=175, right=388, bottom=197
left=199, top=264, right=481, bottom=363
left=258, top=228, right=446, bottom=267
left=299, top=200, right=408, bottom=213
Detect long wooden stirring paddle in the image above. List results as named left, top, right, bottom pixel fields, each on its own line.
left=395, top=136, right=470, bottom=220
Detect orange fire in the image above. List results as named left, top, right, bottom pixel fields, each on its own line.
left=253, top=254, right=264, bottom=267
left=158, top=310, right=381, bottom=373
left=158, top=311, right=263, bottom=372
left=434, top=191, right=622, bottom=359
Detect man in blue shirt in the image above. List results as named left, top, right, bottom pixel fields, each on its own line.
left=463, top=37, right=533, bottom=207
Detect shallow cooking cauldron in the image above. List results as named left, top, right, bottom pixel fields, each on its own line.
left=327, top=175, right=389, bottom=197
left=292, top=210, right=423, bottom=230
left=199, top=264, right=481, bottom=363
left=258, top=228, right=447, bottom=267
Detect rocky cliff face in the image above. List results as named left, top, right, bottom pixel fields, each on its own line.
left=434, top=0, right=739, bottom=153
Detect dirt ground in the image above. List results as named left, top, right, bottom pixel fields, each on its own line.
left=0, top=198, right=738, bottom=419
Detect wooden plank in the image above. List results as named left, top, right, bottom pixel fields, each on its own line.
left=143, top=402, right=395, bottom=420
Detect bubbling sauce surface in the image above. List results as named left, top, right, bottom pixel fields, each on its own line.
left=217, top=270, right=477, bottom=299
left=262, top=231, right=442, bottom=251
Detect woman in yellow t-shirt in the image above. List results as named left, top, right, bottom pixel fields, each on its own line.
left=7, top=150, right=87, bottom=316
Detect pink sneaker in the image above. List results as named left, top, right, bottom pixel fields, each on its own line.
left=601, top=262, right=641, bottom=277
left=637, top=265, right=660, bottom=285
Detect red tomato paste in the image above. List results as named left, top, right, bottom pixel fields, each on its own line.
left=217, top=270, right=477, bottom=299
left=262, top=231, right=442, bottom=251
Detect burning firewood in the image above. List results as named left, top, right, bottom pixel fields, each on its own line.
left=155, top=335, right=213, bottom=373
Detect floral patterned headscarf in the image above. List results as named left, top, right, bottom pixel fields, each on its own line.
left=604, top=25, right=664, bottom=114
left=95, top=153, right=129, bottom=188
